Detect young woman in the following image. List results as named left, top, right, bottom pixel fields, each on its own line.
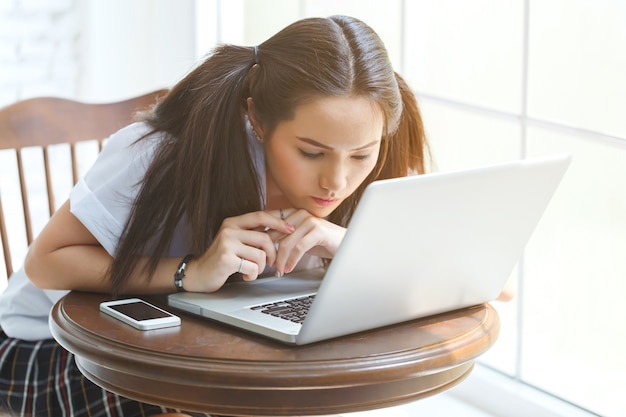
left=0, top=15, right=428, bottom=417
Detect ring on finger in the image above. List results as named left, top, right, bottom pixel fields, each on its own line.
left=279, top=208, right=285, bottom=220
left=238, top=257, right=245, bottom=274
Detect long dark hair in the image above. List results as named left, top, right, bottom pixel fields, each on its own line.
left=108, top=15, right=429, bottom=293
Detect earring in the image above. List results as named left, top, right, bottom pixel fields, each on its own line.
left=251, top=126, right=263, bottom=143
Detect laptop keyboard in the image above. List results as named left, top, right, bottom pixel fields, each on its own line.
left=250, top=295, right=316, bottom=324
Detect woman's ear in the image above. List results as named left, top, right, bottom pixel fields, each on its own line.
left=246, top=97, right=264, bottom=142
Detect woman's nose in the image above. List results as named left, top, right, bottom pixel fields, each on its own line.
left=319, top=161, right=348, bottom=191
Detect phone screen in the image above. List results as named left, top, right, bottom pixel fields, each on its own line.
left=108, top=301, right=172, bottom=321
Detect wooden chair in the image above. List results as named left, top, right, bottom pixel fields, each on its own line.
left=0, top=90, right=167, bottom=281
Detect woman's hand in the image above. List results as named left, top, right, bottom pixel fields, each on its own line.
left=267, top=208, right=346, bottom=277
left=496, top=278, right=516, bottom=302
left=182, top=211, right=295, bottom=292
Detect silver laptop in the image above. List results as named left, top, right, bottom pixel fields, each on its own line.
left=168, top=154, right=571, bottom=345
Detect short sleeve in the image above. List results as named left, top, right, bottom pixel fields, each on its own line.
left=69, top=122, right=160, bottom=256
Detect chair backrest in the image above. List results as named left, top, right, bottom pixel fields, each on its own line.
left=0, top=90, right=167, bottom=280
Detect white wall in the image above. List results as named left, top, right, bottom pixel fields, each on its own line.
left=0, top=0, right=198, bottom=105
left=0, top=0, right=79, bottom=106
left=77, top=0, right=197, bottom=101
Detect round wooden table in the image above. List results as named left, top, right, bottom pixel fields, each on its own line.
left=50, top=291, right=499, bottom=416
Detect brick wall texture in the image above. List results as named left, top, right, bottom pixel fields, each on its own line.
left=0, top=0, right=80, bottom=107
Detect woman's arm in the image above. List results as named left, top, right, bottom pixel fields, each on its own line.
left=25, top=200, right=182, bottom=293
left=26, top=201, right=298, bottom=294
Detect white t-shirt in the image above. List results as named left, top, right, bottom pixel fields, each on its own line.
left=0, top=121, right=321, bottom=341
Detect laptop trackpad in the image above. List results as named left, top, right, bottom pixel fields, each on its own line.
left=173, top=269, right=324, bottom=313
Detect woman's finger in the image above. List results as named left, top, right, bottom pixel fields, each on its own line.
left=235, top=231, right=282, bottom=279
left=271, top=210, right=346, bottom=276
left=266, top=208, right=297, bottom=221
left=226, top=211, right=294, bottom=235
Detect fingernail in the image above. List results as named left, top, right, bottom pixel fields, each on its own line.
left=286, top=223, right=295, bottom=232
left=284, top=265, right=292, bottom=274
left=275, top=270, right=282, bottom=277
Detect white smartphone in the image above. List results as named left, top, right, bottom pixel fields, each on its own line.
left=100, top=298, right=181, bottom=330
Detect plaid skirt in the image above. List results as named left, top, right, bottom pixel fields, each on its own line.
left=0, top=330, right=213, bottom=417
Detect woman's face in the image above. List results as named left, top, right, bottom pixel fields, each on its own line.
left=260, top=95, right=384, bottom=218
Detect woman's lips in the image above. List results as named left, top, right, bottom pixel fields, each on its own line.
left=311, top=196, right=340, bottom=207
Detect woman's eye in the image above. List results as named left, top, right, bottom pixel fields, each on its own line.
left=299, top=150, right=323, bottom=159
left=352, top=154, right=371, bottom=161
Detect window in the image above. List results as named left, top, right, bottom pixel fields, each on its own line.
left=402, top=1, right=626, bottom=416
